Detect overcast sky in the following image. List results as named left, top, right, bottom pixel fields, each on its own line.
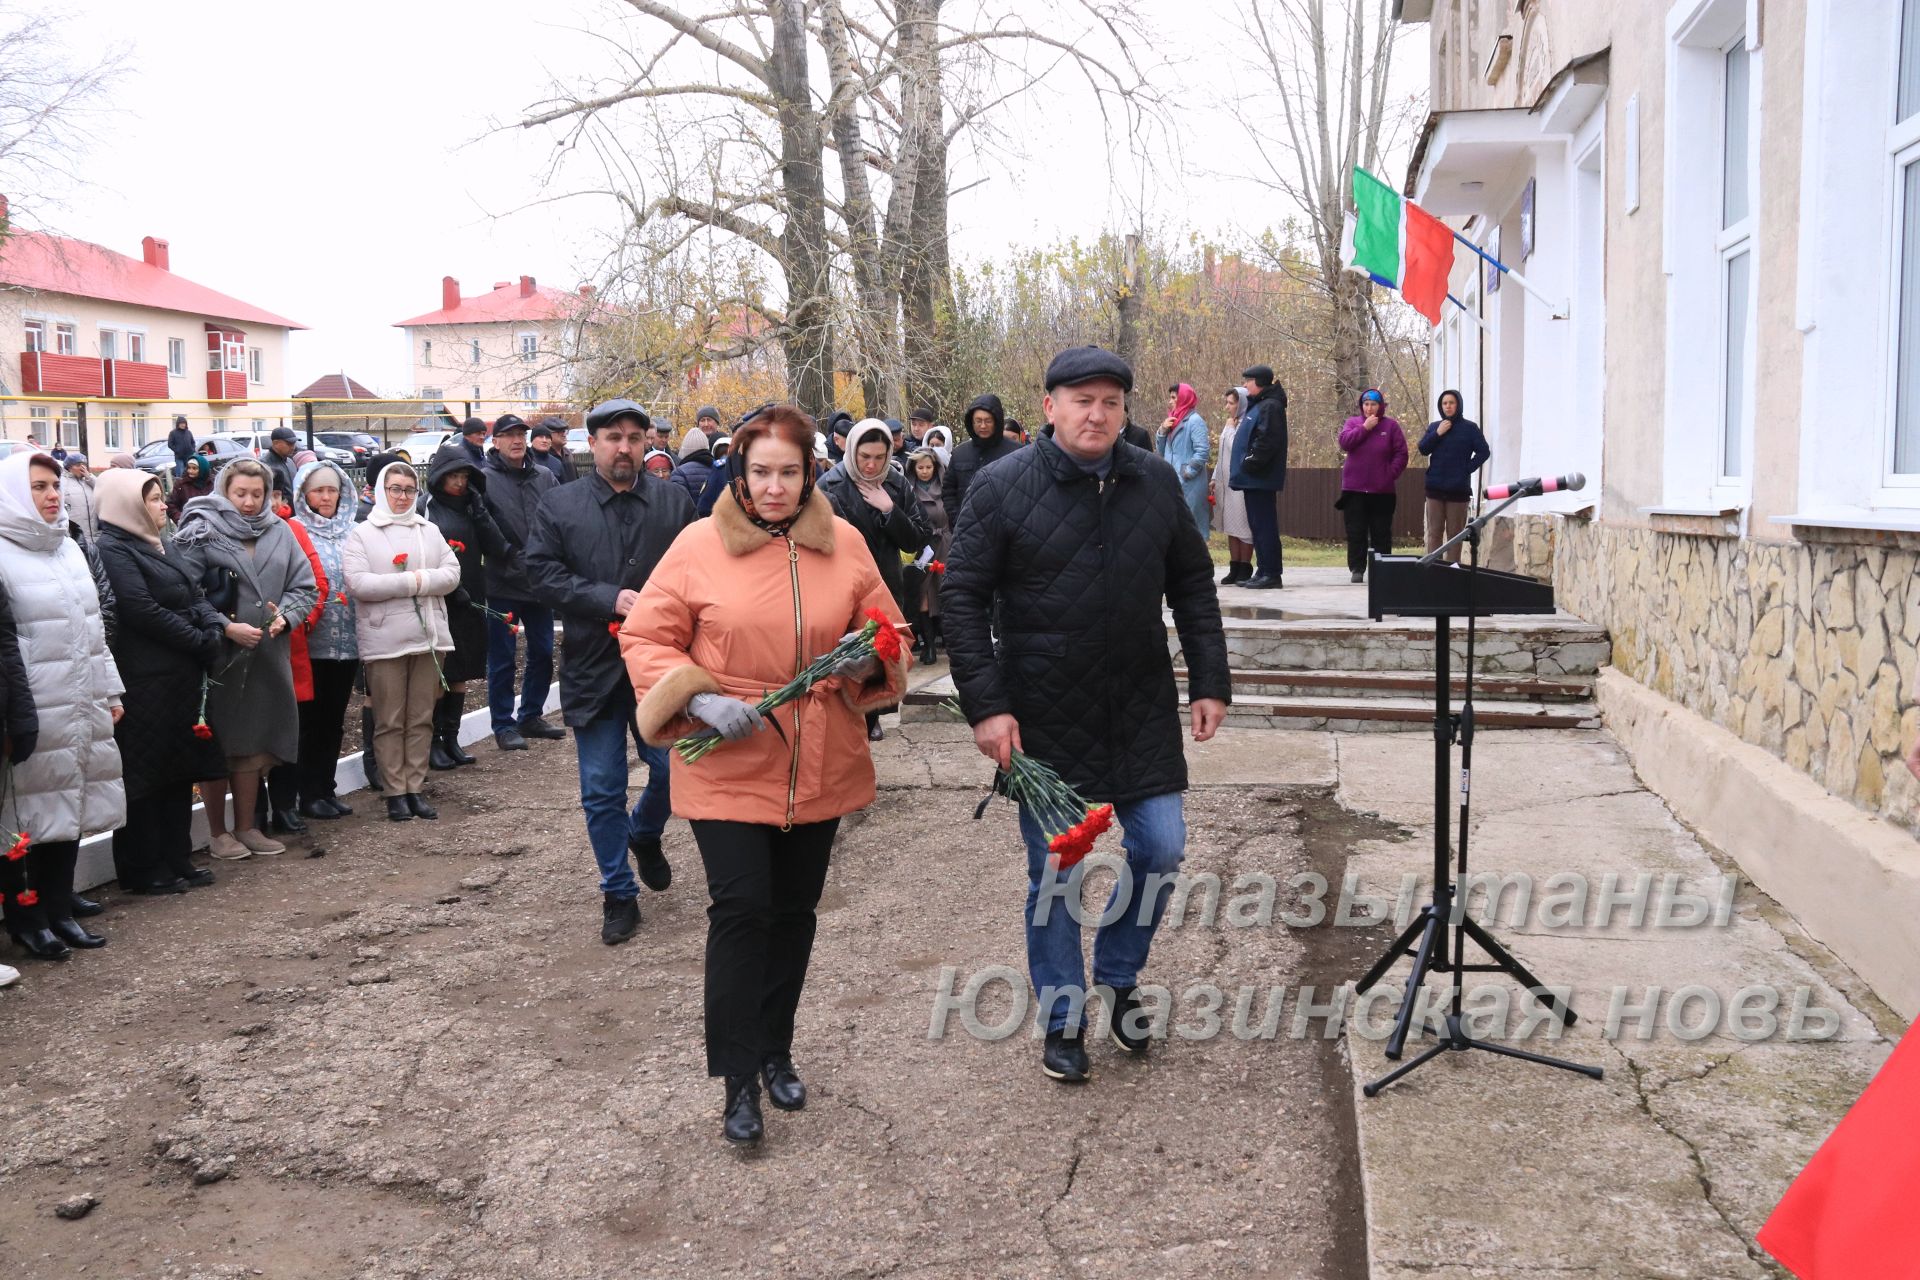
left=45, top=1, right=1425, bottom=393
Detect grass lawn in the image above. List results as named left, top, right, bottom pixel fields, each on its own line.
left=1207, top=533, right=1425, bottom=568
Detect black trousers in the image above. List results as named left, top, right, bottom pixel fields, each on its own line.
left=1341, top=491, right=1398, bottom=575
left=2, top=837, right=80, bottom=931
left=112, top=786, right=196, bottom=889
left=298, top=658, right=360, bottom=801
left=691, top=818, right=839, bottom=1078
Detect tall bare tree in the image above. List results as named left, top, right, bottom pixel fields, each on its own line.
left=1232, top=0, right=1418, bottom=406
left=0, top=7, right=129, bottom=238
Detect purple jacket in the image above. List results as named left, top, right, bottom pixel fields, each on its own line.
left=1338, top=415, right=1409, bottom=494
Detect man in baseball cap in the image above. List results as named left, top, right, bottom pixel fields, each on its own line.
left=265, top=425, right=300, bottom=503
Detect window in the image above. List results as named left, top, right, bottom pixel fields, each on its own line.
left=222, top=336, right=244, bottom=372
left=167, top=337, right=186, bottom=376
left=54, top=323, right=76, bottom=356
left=420, top=386, right=443, bottom=400
left=251, top=418, right=264, bottom=433
left=248, top=347, right=263, bottom=385
left=130, top=410, right=148, bottom=448
left=103, top=409, right=121, bottom=450
left=423, top=339, right=433, bottom=366
left=519, top=332, right=538, bottom=362
left=1716, top=38, right=1753, bottom=481
left=470, top=385, right=480, bottom=401
left=27, top=406, right=47, bottom=443
left=127, top=332, right=145, bottom=364
left=471, top=338, right=481, bottom=364
left=99, top=328, right=118, bottom=361
left=23, top=319, right=44, bottom=352
left=1891, top=0, right=1920, bottom=476
left=58, top=407, right=78, bottom=449
left=521, top=381, right=539, bottom=407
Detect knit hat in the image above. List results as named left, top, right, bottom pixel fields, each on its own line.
left=696, top=405, right=721, bottom=427
left=679, top=427, right=710, bottom=460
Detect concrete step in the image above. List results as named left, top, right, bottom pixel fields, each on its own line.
left=899, top=675, right=1601, bottom=732
left=1169, top=617, right=1611, bottom=678
left=1173, top=667, right=1593, bottom=704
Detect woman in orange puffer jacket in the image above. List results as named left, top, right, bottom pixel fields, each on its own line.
left=620, top=404, right=907, bottom=1149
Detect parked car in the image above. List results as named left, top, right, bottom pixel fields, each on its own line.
left=392, top=429, right=455, bottom=463
left=130, top=434, right=257, bottom=484
left=566, top=428, right=591, bottom=467
left=317, top=430, right=380, bottom=462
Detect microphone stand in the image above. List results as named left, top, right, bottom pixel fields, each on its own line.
left=1355, top=491, right=1602, bottom=1095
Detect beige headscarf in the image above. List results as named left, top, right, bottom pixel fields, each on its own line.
left=97, top=468, right=164, bottom=549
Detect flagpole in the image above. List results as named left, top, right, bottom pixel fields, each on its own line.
left=1450, top=228, right=1567, bottom=319
left=1446, top=294, right=1491, bottom=332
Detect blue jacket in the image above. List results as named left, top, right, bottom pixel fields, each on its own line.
left=670, top=452, right=714, bottom=508
left=1156, top=412, right=1211, bottom=484
left=1417, top=416, right=1492, bottom=497
left=1229, top=384, right=1288, bottom=492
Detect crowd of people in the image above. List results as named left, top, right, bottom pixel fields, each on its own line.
left=0, top=358, right=1502, bottom=1147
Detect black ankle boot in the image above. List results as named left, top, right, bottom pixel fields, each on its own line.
left=406, top=793, right=438, bottom=820
left=723, top=1074, right=764, bottom=1145
left=761, top=1055, right=806, bottom=1111
left=10, top=927, right=69, bottom=960
left=428, top=735, right=460, bottom=772
left=439, top=691, right=476, bottom=765
left=49, top=917, right=105, bottom=949
left=386, top=796, right=413, bottom=822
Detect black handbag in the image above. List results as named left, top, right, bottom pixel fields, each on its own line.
left=199, top=562, right=240, bottom=616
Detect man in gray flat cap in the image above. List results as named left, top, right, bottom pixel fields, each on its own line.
left=944, top=344, right=1232, bottom=1085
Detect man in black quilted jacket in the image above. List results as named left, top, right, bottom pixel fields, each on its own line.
left=945, top=345, right=1232, bottom=1084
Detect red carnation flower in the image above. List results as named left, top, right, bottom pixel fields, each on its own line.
left=16, top=889, right=37, bottom=907
left=501, top=612, right=515, bottom=625
left=608, top=622, right=621, bottom=636
left=192, top=723, right=213, bottom=741
left=392, top=553, right=408, bottom=567
left=928, top=560, right=947, bottom=575
left=6, top=834, right=28, bottom=861
left=447, top=539, right=466, bottom=553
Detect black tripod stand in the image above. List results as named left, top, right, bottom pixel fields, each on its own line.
left=1353, top=496, right=1602, bottom=1096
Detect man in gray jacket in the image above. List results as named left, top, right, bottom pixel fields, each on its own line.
left=480, top=418, right=560, bottom=750
left=62, top=457, right=99, bottom=540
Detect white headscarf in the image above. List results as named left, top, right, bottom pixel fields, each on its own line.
left=0, top=450, right=60, bottom=527
left=841, top=419, right=896, bottom=502
left=367, top=461, right=424, bottom=528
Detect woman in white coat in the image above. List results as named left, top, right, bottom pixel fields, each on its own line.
left=0, top=451, right=125, bottom=960
left=1211, top=387, right=1254, bottom=585
left=345, top=461, right=459, bottom=822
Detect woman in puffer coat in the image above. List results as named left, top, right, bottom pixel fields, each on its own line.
left=1156, top=382, right=1212, bottom=534
left=345, top=460, right=460, bottom=823
left=425, top=445, right=508, bottom=770
left=621, top=405, right=907, bottom=1148
left=290, top=460, right=360, bottom=821
left=96, top=469, right=228, bottom=896
left=904, top=447, right=949, bottom=665
left=0, top=450, right=126, bottom=961
left=174, top=458, right=319, bottom=862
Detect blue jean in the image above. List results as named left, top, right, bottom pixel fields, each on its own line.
left=486, top=598, right=553, bottom=732
left=573, top=712, right=672, bottom=899
left=1018, top=790, right=1187, bottom=1033
left=1242, top=488, right=1283, bottom=579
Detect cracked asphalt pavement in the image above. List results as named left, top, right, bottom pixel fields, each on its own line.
left=0, top=722, right=1374, bottom=1280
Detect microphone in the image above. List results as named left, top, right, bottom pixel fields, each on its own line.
left=1482, top=472, right=1585, bottom=501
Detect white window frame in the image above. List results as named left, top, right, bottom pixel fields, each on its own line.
left=27, top=405, right=48, bottom=442
left=23, top=319, right=44, bottom=353
left=1881, top=3, right=1920, bottom=491
left=98, top=327, right=119, bottom=362
left=167, top=337, right=186, bottom=376
left=129, top=410, right=148, bottom=448
left=521, top=381, right=539, bottom=408
left=103, top=408, right=121, bottom=450
left=248, top=346, right=264, bottom=386
left=471, top=338, right=481, bottom=365
left=423, top=338, right=433, bottom=366
left=53, top=323, right=76, bottom=356
left=1660, top=0, right=1758, bottom=514
left=223, top=337, right=244, bottom=373
left=1715, top=37, right=1756, bottom=485
left=126, top=331, right=146, bottom=364
left=57, top=406, right=78, bottom=449
left=518, top=332, right=538, bottom=363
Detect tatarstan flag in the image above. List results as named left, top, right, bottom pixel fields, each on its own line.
left=1343, top=167, right=1456, bottom=326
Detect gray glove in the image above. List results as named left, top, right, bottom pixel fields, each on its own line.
left=829, top=630, right=879, bottom=682
left=688, top=692, right=767, bottom=742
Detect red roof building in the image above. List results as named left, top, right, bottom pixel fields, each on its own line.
left=0, top=209, right=305, bottom=453
left=393, top=275, right=603, bottom=414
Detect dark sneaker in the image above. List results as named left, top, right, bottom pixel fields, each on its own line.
left=1041, top=1027, right=1091, bottom=1082
left=629, top=834, right=672, bottom=892
left=519, top=716, right=566, bottom=741
left=1105, top=985, right=1150, bottom=1055
left=601, top=894, right=640, bottom=946
left=495, top=727, right=528, bottom=751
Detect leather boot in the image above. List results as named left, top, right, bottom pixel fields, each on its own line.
left=761, top=1055, right=806, bottom=1111
left=361, top=704, right=384, bottom=793
left=723, top=1074, right=764, bottom=1145
left=925, top=617, right=941, bottom=665
left=428, top=691, right=459, bottom=771
left=48, top=916, right=105, bottom=949
left=3, top=853, right=65, bottom=960
left=439, top=690, right=476, bottom=765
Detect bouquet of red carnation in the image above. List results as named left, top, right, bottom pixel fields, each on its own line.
left=676, top=608, right=905, bottom=764
left=5, top=830, right=28, bottom=861
left=943, top=699, right=1113, bottom=870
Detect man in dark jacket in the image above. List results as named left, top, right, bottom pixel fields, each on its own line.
left=264, top=426, right=300, bottom=505
left=942, top=392, right=1018, bottom=524
left=529, top=420, right=576, bottom=484
left=1229, top=363, right=1289, bottom=589
left=479, top=418, right=560, bottom=750
left=166, top=415, right=196, bottom=478
left=945, top=345, right=1230, bottom=1084
left=459, top=416, right=493, bottom=466
left=527, top=398, right=694, bottom=946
